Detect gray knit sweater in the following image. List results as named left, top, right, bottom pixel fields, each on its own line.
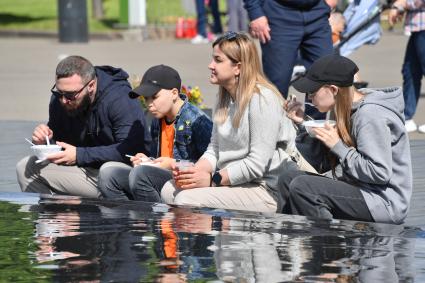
left=201, top=85, right=298, bottom=204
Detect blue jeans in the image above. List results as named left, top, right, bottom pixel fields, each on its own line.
left=195, top=0, right=223, bottom=37
left=98, top=162, right=132, bottom=200
left=129, top=165, right=172, bottom=202
left=98, top=162, right=172, bottom=202
left=402, top=31, right=425, bottom=120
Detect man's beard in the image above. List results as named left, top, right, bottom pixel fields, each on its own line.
left=63, top=94, right=92, bottom=117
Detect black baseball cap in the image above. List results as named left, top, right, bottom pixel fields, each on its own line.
left=129, top=64, right=181, bottom=98
left=292, top=54, right=359, bottom=94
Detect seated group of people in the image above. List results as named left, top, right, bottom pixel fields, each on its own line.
left=16, top=32, right=412, bottom=225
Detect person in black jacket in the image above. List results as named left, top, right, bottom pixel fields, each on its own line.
left=16, top=55, right=151, bottom=198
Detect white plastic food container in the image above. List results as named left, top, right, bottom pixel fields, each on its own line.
left=31, top=145, right=62, bottom=161
left=303, top=120, right=336, bottom=138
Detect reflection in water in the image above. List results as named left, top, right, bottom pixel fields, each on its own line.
left=0, top=192, right=423, bottom=282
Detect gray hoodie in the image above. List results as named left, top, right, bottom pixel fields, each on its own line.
left=331, top=87, right=412, bottom=224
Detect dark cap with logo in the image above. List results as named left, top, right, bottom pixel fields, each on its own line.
left=129, top=64, right=181, bottom=98
left=292, top=54, right=359, bottom=94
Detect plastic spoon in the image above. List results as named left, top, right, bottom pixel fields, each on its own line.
left=45, top=136, right=50, bottom=146
left=25, top=138, right=35, bottom=146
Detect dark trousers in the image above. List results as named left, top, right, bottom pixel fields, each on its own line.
left=98, top=163, right=132, bottom=200
left=261, top=0, right=332, bottom=98
left=129, top=165, right=172, bottom=202
left=195, top=0, right=223, bottom=37
left=227, top=0, right=248, bottom=32
left=402, top=30, right=425, bottom=120
left=279, top=169, right=373, bottom=222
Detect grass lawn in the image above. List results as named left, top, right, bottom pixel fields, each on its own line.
left=0, top=0, right=227, bottom=32
left=0, top=0, right=119, bottom=32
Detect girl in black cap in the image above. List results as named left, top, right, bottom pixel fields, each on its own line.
left=283, top=54, right=412, bottom=224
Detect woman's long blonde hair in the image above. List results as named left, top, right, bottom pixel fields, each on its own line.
left=213, top=33, right=283, bottom=127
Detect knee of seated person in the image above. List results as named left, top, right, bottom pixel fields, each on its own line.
left=129, top=165, right=150, bottom=182
left=16, top=155, right=38, bottom=177
left=99, top=161, right=123, bottom=171
left=129, top=165, right=156, bottom=187
left=160, top=180, right=178, bottom=204
left=174, top=191, right=202, bottom=207
left=16, top=156, right=39, bottom=192
left=128, top=166, right=152, bottom=196
left=98, top=163, right=115, bottom=180
left=98, top=162, right=123, bottom=188
left=289, top=176, right=309, bottom=193
left=16, top=155, right=30, bottom=173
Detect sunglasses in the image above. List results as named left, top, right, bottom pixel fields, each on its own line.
left=213, top=31, right=243, bottom=45
left=51, top=79, right=92, bottom=101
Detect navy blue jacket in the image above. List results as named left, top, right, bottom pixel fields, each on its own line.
left=150, top=97, right=212, bottom=162
left=48, top=66, right=151, bottom=168
left=244, top=0, right=323, bottom=20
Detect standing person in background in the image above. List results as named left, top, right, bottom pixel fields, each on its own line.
left=161, top=32, right=299, bottom=213
left=191, top=0, right=224, bottom=44
left=227, top=0, right=248, bottom=32
left=389, top=0, right=425, bottom=133
left=16, top=55, right=151, bottom=198
left=329, top=11, right=346, bottom=45
left=243, top=0, right=334, bottom=118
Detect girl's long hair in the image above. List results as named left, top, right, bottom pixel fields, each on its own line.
left=329, top=85, right=356, bottom=174
left=213, top=33, right=283, bottom=127
left=334, top=86, right=355, bottom=148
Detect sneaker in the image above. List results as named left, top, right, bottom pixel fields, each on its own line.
left=291, top=65, right=306, bottom=81
left=191, top=34, right=209, bottom=44
left=418, top=123, right=425, bottom=133
left=208, top=32, right=220, bottom=42
left=405, top=119, right=417, bottom=133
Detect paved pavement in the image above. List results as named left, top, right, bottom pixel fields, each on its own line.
left=1, top=30, right=424, bottom=127
left=0, top=121, right=37, bottom=193
left=1, top=30, right=424, bottom=197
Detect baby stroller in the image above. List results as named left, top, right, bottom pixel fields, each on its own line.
left=335, top=0, right=382, bottom=58
left=291, top=0, right=383, bottom=89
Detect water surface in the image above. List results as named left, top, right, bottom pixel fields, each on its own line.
left=0, top=192, right=424, bottom=282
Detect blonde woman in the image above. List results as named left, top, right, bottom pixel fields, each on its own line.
left=284, top=54, right=412, bottom=224
left=161, top=32, right=298, bottom=213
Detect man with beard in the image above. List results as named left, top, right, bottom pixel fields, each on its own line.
left=16, top=55, right=151, bottom=198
